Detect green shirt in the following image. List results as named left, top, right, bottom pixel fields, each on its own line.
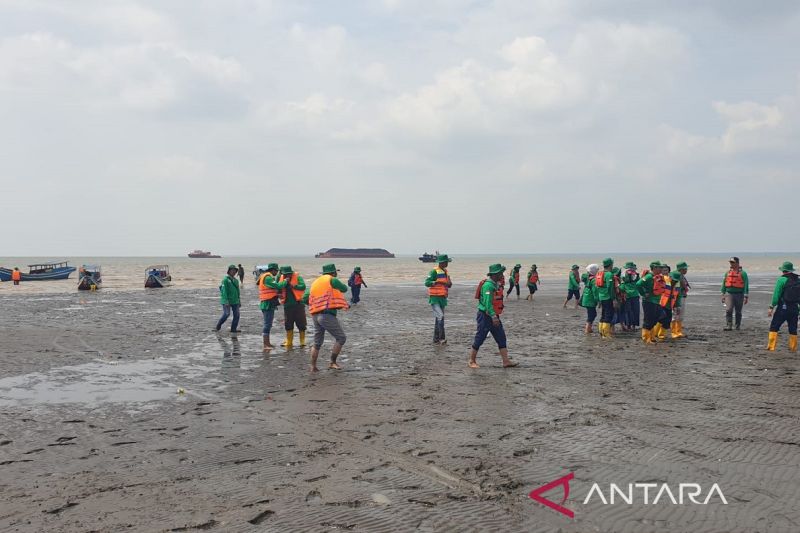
left=568, top=271, right=580, bottom=290
left=595, top=270, right=615, bottom=302
left=477, top=278, right=498, bottom=317
left=581, top=277, right=598, bottom=307
left=258, top=273, right=287, bottom=311
left=771, top=274, right=799, bottom=310
left=721, top=269, right=749, bottom=295
left=636, top=272, right=661, bottom=305
left=219, top=275, right=240, bottom=305
left=425, top=268, right=450, bottom=308
left=282, top=275, right=306, bottom=308
left=620, top=271, right=640, bottom=298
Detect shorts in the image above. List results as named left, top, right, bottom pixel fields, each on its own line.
left=528, top=284, right=538, bottom=294
left=566, top=289, right=580, bottom=301
left=312, top=313, right=346, bottom=349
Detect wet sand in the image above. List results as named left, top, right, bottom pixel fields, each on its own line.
left=1, top=283, right=798, bottom=532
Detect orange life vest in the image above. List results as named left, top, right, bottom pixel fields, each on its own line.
left=428, top=268, right=450, bottom=297
left=528, top=271, right=539, bottom=284
left=652, top=273, right=667, bottom=296
left=11, top=270, right=21, bottom=281
left=278, top=272, right=305, bottom=304
left=475, top=279, right=504, bottom=316
left=353, top=273, right=363, bottom=286
left=512, top=271, right=520, bottom=284
left=725, top=269, right=745, bottom=289
left=659, top=283, right=681, bottom=309
left=258, top=272, right=280, bottom=302
left=308, top=274, right=349, bottom=315
left=595, top=270, right=610, bottom=288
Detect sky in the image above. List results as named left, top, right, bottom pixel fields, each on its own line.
left=1, top=0, right=798, bottom=256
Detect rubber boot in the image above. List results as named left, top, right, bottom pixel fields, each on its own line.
left=641, top=328, right=654, bottom=344
left=299, top=331, right=306, bottom=347
left=671, top=321, right=685, bottom=339
left=652, top=323, right=664, bottom=341
left=724, top=317, right=733, bottom=331
left=282, top=330, right=294, bottom=348
left=735, top=317, right=741, bottom=331
left=789, top=334, right=797, bottom=352
left=767, top=331, right=778, bottom=351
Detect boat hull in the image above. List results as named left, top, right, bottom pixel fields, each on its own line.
left=78, top=279, right=102, bottom=290
left=0, top=267, right=76, bottom=281
left=145, top=275, right=171, bottom=288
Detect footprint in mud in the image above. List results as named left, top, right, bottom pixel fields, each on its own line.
left=248, top=510, right=275, bottom=525
left=305, top=490, right=322, bottom=504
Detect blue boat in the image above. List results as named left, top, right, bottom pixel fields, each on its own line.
left=0, top=261, right=77, bottom=281
left=78, top=265, right=103, bottom=291
left=145, top=265, right=172, bottom=288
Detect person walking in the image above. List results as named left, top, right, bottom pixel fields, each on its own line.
left=526, top=264, right=540, bottom=302
left=671, top=261, right=690, bottom=338
left=767, top=261, right=799, bottom=352
left=257, top=263, right=286, bottom=352
left=468, top=264, right=517, bottom=369
left=424, top=254, right=453, bottom=345
left=237, top=264, right=245, bottom=286
left=308, top=264, right=349, bottom=372
left=721, top=257, right=749, bottom=331
left=620, top=262, right=640, bottom=331
left=278, top=265, right=307, bottom=348
left=506, top=264, right=522, bottom=300
left=216, top=265, right=242, bottom=334
left=581, top=264, right=600, bottom=334
left=348, top=266, right=368, bottom=305
left=595, top=258, right=615, bottom=338
left=563, top=265, right=581, bottom=309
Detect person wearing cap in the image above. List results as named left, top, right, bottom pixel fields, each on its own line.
left=257, top=263, right=287, bottom=351
left=595, top=258, right=616, bottom=338
left=721, top=257, right=749, bottom=331
left=636, top=261, right=664, bottom=344
left=671, top=262, right=690, bottom=339
left=580, top=264, right=600, bottom=334
left=506, top=264, right=522, bottom=300
left=308, top=263, right=349, bottom=372
left=348, top=266, right=368, bottom=305
left=216, top=265, right=242, bottom=334
left=424, top=254, right=453, bottom=345
left=620, top=262, right=640, bottom=331
left=767, top=261, right=799, bottom=352
left=526, top=264, right=540, bottom=302
left=278, top=265, right=307, bottom=348
left=563, top=265, right=582, bottom=309
left=468, top=264, right=517, bottom=369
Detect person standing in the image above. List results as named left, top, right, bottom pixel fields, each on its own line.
left=636, top=261, right=663, bottom=344
left=506, top=264, right=522, bottom=300
left=767, top=261, right=799, bottom=352
left=721, top=257, right=749, bottom=331
left=595, top=258, right=615, bottom=338
left=563, top=265, right=581, bottom=309
left=468, top=264, right=517, bottom=369
left=348, top=266, right=368, bottom=305
left=308, top=264, right=349, bottom=372
left=526, top=264, right=540, bottom=302
left=581, top=264, right=600, bottom=334
left=216, top=265, right=242, bottom=334
left=257, top=263, right=287, bottom=352
left=278, top=265, right=307, bottom=348
left=237, top=264, right=246, bottom=288
left=11, top=267, right=21, bottom=286
left=620, top=262, right=640, bottom=331
left=424, top=254, right=453, bottom=345
left=671, top=261, right=690, bottom=338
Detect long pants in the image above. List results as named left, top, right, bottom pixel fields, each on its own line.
left=284, top=304, right=307, bottom=331
left=623, top=296, right=640, bottom=327
left=642, top=300, right=660, bottom=330
left=351, top=286, right=361, bottom=304
left=600, top=299, right=615, bottom=323
left=472, top=312, right=507, bottom=350
left=585, top=306, right=597, bottom=324
left=507, top=282, right=520, bottom=296
left=261, top=306, right=276, bottom=335
left=725, top=293, right=745, bottom=326
left=660, top=307, right=672, bottom=329
left=312, top=313, right=346, bottom=348
left=217, top=303, right=240, bottom=331
left=770, top=305, right=799, bottom=334
left=432, top=303, right=445, bottom=342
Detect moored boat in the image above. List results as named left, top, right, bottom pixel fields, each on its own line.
left=78, top=265, right=102, bottom=291
left=145, top=265, right=172, bottom=288
left=0, top=261, right=77, bottom=281
left=419, top=251, right=440, bottom=263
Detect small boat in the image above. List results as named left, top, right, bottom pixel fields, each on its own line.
left=188, top=249, right=221, bottom=258
left=0, top=261, right=77, bottom=281
left=78, top=265, right=102, bottom=291
left=145, top=265, right=172, bottom=288
left=253, top=265, right=269, bottom=284
left=419, top=251, right=440, bottom=263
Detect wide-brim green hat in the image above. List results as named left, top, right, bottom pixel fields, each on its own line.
left=437, top=254, right=452, bottom=263
left=624, top=262, right=636, bottom=269
left=267, top=262, right=279, bottom=270
left=354, top=266, right=361, bottom=272
left=279, top=265, right=293, bottom=274
left=321, top=263, right=339, bottom=275
left=487, top=263, right=506, bottom=275
left=670, top=271, right=682, bottom=282
left=602, top=257, right=614, bottom=268
left=571, top=264, right=579, bottom=269
left=227, top=264, right=238, bottom=271
left=779, top=261, right=795, bottom=272
left=676, top=261, right=688, bottom=270
left=649, top=260, right=662, bottom=268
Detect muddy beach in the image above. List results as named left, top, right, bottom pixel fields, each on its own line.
left=1, top=280, right=798, bottom=532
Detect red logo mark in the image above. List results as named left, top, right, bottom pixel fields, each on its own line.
left=529, top=472, right=575, bottom=518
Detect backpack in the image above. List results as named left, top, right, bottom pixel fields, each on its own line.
left=783, top=274, right=800, bottom=304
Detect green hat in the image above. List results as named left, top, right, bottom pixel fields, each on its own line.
left=487, top=263, right=506, bottom=275
left=279, top=265, right=293, bottom=274
left=676, top=261, right=688, bottom=270
left=612, top=267, right=621, bottom=275
left=354, top=266, right=361, bottom=272
left=571, top=264, right=579, bottom=269
left=670, top=271, right=682, bottom=282
left=267, top=262, right=279, bottom=271
left=779, top=261, right=795, bottom=272
left=649, top=260, right=662, bottom=268
left=321, top=263, right=339, bottom=275
left=515, top=263, right=521, bottom=269
left=227, top=264, right=238, bottom=271
left=531, top=264, right=537, bottom=269
left=624, top=261, right=636, bottom=269
left=602, top=257, right=614, bottom=268
left=437, top=254, right=452, bottom=263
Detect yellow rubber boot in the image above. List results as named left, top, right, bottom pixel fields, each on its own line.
left=789, top=334, right=797, bottom=352
left=600, top=322, right=612, bottom=338
left=767, top=331, right=778, bottom=351
left=299, top=331, right=306, bottom=347
left=672, top=321, right=685, bottom=339
left=282, top=330, right=294, bottom=348
left=641, top=328, right=652, bottom=344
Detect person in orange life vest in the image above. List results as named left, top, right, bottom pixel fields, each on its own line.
left=11, top=267, right=21, bottom=285
left=348, top=266, right=368, bottom=304
left=424, top=254, right=453, bottom=345
left=595, top=258, right=616, bottom=338
left=671, top=261, right=690, bottom=339
left=469, top=264, right=517, bottom=369
left=721, top=256, right=749, bottom=331
left=506, top=264, right=522, bottom=299
left=563, top=265, right=581, bottom=309
left=636, top=261, right=664, bottom=343
left=767, top=262, right=799, bottom=352
left=652, top=264, right=674, bottom=340
left=525, top=264, right=540, bottom=302
left=278, top=265, right=307, bottom=348
left=257, top=263, right=287, bottom=352
left=308, top=263, right=349, bottom=372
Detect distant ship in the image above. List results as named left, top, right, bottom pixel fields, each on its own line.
left=419, top=251, right=440, bottom=263
left=315, top=248, right=395, bottom=259
left=188, top=250, right=221, bottom=258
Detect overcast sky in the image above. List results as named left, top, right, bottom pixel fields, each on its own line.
left=1, top=0, right=798, bottom=256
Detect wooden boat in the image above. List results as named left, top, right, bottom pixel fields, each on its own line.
left=0, top=261, right=76, bottom=281
left=78, top=265, right=102, bottom=291
left=145, top=265, right=172, bottom=288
